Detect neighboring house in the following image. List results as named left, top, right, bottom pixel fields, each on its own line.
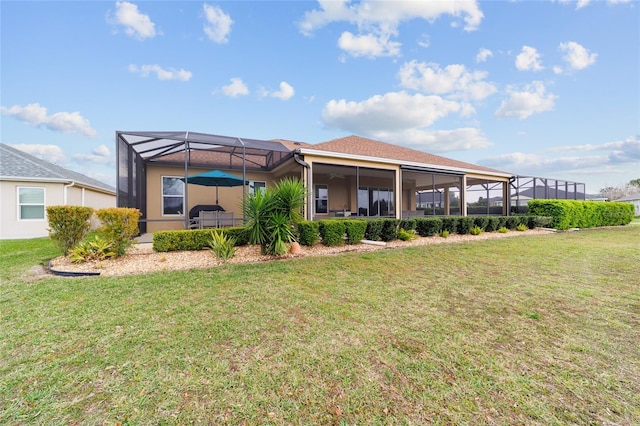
left=116, top=131, right=515, bottom=233
left=614, top=193, right=640, bottom=216
left=0, top=143, right=116, bottom=239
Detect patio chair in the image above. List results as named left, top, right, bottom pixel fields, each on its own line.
left=198, top=211, right=218, bottom=229
left=217, top=212, right=235, bottom=227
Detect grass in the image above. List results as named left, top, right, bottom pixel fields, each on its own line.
left=1, top=227, right=639, bottom=425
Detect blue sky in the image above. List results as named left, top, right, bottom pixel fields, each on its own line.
left=2, top=0, right=638, bottom=194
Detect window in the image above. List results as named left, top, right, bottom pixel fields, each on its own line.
left=162, top=176, right=184, bottom=215
left=314, top=184, right=328, bottom=214
left=18, top=187, right=45, bottom=220
left=249, top=181, right=266, bottom=195
left=358, top=186, right=394, bottom=216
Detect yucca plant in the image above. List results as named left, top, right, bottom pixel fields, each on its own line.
left=208, top=230, right=236, bottom=262
left=273, top=176, right=306, bottom=224
left=242, top=188, right=276, bottom=246
left=242, top=177, right=308, bottom=256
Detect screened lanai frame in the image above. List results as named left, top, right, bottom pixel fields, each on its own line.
left=510, top=176, right=586, bottom=214
left=116, top=131, right=294, bottom=232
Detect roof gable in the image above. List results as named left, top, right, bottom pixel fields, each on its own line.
left=0, top=143, right=115, bottom=193
left=310, top=135, right=510, bottom=175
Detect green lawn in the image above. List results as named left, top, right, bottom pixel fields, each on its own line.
left=1, top=227, right=639, bottom=425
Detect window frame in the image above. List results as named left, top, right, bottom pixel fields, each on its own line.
left=249, top=180, right=266, bottom=195
left=314, top=184, right=328, bottom=215
left=161, top=176, right=185, bottom=216
left=17, top=186, right=46, bottom=221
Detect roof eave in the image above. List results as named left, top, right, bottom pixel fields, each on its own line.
left=0, top=176, right=116, bottom=195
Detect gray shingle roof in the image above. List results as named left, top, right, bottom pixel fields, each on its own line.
left=0, top=143, right=115, bottom=193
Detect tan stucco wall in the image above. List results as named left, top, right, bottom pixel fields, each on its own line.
left=0, top=180, right=116, bottom=240
left=145, top=165, right=274, bottom=233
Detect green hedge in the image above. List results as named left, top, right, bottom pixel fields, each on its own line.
left=415, top=217, right=442, bottom=236
left=380, top=219, right=399, bottom=242
left=153, top=227, right=248, bottom=252
left=344, top=220, right=368, bottom=244
left=441, top=217, right=459, bottom=234
left=485, top=216, right=500, bottom=232
left=318, top=220, right=346, bottom=247
left=456, top=217, right=475, bottom=235
left=528, top=200, right=634, bottom=230
left=297, top=221, right=320, bottom=246
left=398, top=219, right=417, bottom=232
left=365, top=219, right=384, bottom=241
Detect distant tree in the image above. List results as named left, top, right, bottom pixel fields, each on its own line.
left=599, top=178, right=640, bottom=200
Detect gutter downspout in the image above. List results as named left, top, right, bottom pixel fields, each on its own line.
left=63, top=181, right=75, bottom=205
left=294, top=150, right=311, bottom=220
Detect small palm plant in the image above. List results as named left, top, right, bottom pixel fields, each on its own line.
left=242, top=177, right=307, bottom=256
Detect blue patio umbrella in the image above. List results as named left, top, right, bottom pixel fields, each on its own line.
left=180, top=169, right=248, bottom=204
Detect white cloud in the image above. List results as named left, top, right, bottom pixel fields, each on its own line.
left=72, top=144, right=114, bottom=165
left=546, top=136, right=640, bottom=163
left=480, top=151, right=607, bottom=175
left=479, top=135, right=639, bottom=180
left=515, top=46, right=544, bottom=71
left=398, top=61, right=497, bottom=101
left=128, top=64, right=192, bottom=81
left=9, top=144, right=67, bottom=164
left=378, top=127, right=493, bottom=152
left=298, top=0, right=483, bottom=58
left=1, top=103, right=97, bottom=137
left=203, top=4, right=233, bottom=43
left=272, top=81, right=295, bottom=100
left=338, top=31, right=401, bottom=58
left=476, top=48, right=493, bottom=63
left=495, top=81, right=557, bottom=119
left=417, top=34, right=431, bottom=48
left=556, top=41, right=597, bottom=73
left=221, top=78, right=249, bottom=97
left=110, top=1, right=157, bottom=40
left=322, top=91, right=462, bottom=135
left=556, top=0, right=630, bottom=9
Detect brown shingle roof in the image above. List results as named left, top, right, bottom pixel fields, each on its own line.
left=308, top=135, right=510, bottom=175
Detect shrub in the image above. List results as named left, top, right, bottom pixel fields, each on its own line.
left=516, top=223, right=528, bottom=232
left=365, top=219, right=384, bottom=241
left=344, top=220, right=367, bottom=244
left=441, top=217, right=458, bottom=234
left=415, top=217, right=442, bottom=236
left=472, top=216, right=489, bottom=231
left=46, top=205, right=94, bottom=254
left=319, top=220, right=346, bottom=247
left=485, top=216, right=500, bottom=232
left=96, top=207, right=141, bottom=257
left=68, top=235, right=116, bottom=263
left=505, top=216, right=519, bottom=230
left=380, top=219, right=399, bottom=242
left=470, top=226, right=483, bottom=236
left=297, top=221, right=320, bottom=246
left=439, top=230, right=450, bottom=238
left=528, top=199, right=634, bottom=230
left=496, top=216, right=508, bottom=229
left=208, top=229, right=236, bottom=262
left=456, top=217, right=474, bottom=235
left=398, top=219, right=417, bottom=232
left=498, top=227, right=509, bottom=233
left=397, top=228, right=417, bottom=241
left=153, top=227, right=247, bottom=252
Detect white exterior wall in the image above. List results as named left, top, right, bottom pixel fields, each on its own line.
left=0, top=180, right=115, bottom=240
